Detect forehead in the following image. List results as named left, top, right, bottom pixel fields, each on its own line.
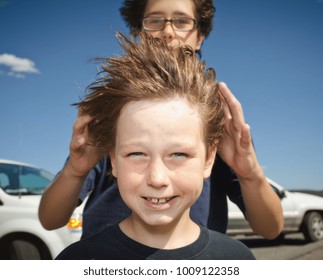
left=144, top=0, right=196, bottom=17
left=120, top=98, right=198, bottom=122
left=116, top=98, right=203, bottom=138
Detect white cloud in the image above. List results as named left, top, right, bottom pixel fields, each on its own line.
left=8, top=72, right=26, bottom=79
left=0, top=53, right=40, bottom=78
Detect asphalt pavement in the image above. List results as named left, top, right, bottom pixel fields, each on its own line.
left=237, top=233, right=323, bottom=260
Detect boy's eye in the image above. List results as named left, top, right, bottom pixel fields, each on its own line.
left=170, top=153, right=188, bottom=158
left=174, top=18, right=190, bottom=25
left=128, top=152, right=145, bottom=157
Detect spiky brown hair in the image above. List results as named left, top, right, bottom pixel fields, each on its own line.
left=76, top=32, right=224, bottom=155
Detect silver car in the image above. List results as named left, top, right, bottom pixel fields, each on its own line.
left=227, top=178, right=323, bottom=242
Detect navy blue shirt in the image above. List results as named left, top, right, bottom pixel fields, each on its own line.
left=56, top=225, right=255, bottom=260
left=71, top=155, right=245, bottom=239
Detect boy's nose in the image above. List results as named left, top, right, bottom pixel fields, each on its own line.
left=147, top=159, right=169, bottom=189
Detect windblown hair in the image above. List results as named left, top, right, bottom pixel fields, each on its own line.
left=76, top=32, right=224, bottom=155
left=120, top=0, right=215, bottom=38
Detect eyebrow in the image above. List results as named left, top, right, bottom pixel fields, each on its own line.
left=119, top=143, right=141, bottom=149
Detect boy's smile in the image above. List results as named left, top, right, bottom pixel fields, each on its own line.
left=144, top=196, right=176, bottom=204
left=143, top=196, right=179, bottom=211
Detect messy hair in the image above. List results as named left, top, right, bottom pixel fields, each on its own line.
left=76, top=32, right=224, bottom=155
left=120, top=0, right=215, bottom=38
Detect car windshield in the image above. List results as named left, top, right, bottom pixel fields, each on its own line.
left=0, top=163, right=54, bottom=195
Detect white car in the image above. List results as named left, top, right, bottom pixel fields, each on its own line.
left=0, top=159, right=83, bottom=259
left=227, top=177, right=323, bottom=242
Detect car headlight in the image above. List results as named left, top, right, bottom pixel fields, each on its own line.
left=66, top=212, right=83, bottom=232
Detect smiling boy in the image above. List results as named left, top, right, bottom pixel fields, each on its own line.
left=55, top=33, right=255, bottom=259
left=113, top=99, right=211, bottom=249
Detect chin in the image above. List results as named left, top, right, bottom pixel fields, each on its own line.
left=142, top=214, right=176, bottom=227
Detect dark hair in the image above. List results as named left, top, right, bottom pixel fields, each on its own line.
left=76, top=32, right=224, bottom=155
left=120, top=0, right=215, bottom=38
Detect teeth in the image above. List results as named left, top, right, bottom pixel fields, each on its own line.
left=158, top=198, right=167, bottom=203
left=147, top=197, right=173, bottom=204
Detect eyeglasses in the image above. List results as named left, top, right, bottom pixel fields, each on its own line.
left=142, top=17, right=197, bottom=32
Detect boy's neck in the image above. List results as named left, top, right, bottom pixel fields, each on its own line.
left=119, top=212, right=200, bottom=249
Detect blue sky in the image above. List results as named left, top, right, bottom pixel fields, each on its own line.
left=0, top=0, right=322, bottom=190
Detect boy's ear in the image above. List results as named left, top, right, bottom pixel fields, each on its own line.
left=109, top=150, right=117, bottom=178
left=203, top=143, right=217, bottom=178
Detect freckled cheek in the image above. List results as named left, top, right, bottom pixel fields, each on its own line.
left=118, top=175, right=142, bottom=205
left=116, top=161, right=146, bottom=179
left=174, top=173, right=203, bottom=197
left=118, top=173, right=143, bottom=189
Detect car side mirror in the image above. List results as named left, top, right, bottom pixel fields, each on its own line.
left=278, top=189, right=286, bottom=199
left=271, top=184, right=286, bottom=200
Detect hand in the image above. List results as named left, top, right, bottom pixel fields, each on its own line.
left=217, top=82, right=261, bottom=180
left=66, top=109, right=105, bottom=178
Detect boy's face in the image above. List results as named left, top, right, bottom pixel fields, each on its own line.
left=110, top=98, right=216, bottom=227
left=143, top=0, right=205, bottom=51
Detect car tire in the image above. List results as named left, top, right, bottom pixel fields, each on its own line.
left=0, top=235, right=52, bottom=260
left=272, top=232, right=285, bottom=242
left=301, top=211, right=323, bottom=242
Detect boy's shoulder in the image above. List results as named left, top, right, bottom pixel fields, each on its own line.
left=146, top=227, right=255, bottom=260
left=200, top=227, right=256, bottom=260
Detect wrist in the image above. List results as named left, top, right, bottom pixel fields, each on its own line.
left=63, top=161, right=89, bottom=181
left=236, top=163, right=265, bottom=185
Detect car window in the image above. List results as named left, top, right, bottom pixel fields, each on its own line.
left=0, top=172, right=10, bottom=188
left=0, top=163, right=54, bottom=195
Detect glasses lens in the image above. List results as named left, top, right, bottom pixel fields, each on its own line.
left=143, top=18, right=165, bottom=30
left=172, top=18, right=195, bottom=31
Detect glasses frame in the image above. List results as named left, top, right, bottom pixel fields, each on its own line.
left=142, top=17, right=197, bottom=32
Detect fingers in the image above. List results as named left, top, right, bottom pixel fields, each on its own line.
left=70, top=114, right=94, bottom=150
left=240, top=123, right=251, bottom=150
left=73, top=114, right=93, bottom=135
left=218, top=82, right=245, bottom=126
left=218, top=82, right=252, bottom=153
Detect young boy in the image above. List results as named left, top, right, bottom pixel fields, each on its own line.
left=55, top=32, right=255, bottom=260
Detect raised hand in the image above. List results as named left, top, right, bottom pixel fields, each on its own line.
left=66, top=109, right=105, bottom=178
left=217, top=82, right=260, bottom=180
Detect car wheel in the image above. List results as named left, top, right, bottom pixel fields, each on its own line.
left=301, top=212, right=323, bottom=242
left=0, top=235, right=52, bottom=260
